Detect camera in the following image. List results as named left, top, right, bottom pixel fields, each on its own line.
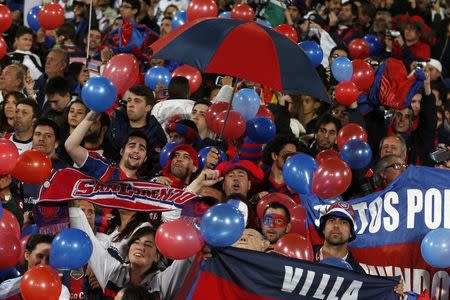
left=416, top=61, right=427, bottom=69
left=385, top=30, right=401, bottom=38
left=430, top=148, right=450, bottom=164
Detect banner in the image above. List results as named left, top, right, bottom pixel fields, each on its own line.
left=188, top=247, right=399, bottom=300
left=303, top=166, right=450, bottom=299
left=37, top=168, right=197, bottom=211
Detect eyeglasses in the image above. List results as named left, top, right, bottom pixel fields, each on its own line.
left=385, top=163, right=407, bottom=170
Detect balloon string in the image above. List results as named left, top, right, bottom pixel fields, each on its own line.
left=85, top=0, right=93, bottom=60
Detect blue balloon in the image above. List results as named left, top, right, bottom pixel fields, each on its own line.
left=198, top=146, right=227, bottom=170
left=331, top=56, right=353, bottom=82
left=321, top=257, right=353, bottom=270
left=27, top=6, right=41, bottom=32
left=218, top=11, right=231, bottom=18
left=145, top=66, right=172, bottom=90
left=255, top=18, right=272, bottom=28
left=172, top=11, right=186, bottom=29
left=0, top=202, right=3, bottom=221
left=421, top=228, right=450, bottom=268
left=81, top=77, right=117, bottom=112
left=200, top=203, right=245, bottom=247
left=21, top=224, right=38, bottom=238
left=159, top=142, right=180, bottom=168
left=0, top=267, right=21, bottom=282
left=50, top=228, right=93, bottom=270
left=232, top=88, right=260, bottom=121
left=363, top=34, right=381, bottom=56
left=246, top=117, right=276, bottom=144
left=299, top=41, right=323, bottom=67
left=282, top=153, right=318, bottom=195
left=339, top=140, right=372, bottom=169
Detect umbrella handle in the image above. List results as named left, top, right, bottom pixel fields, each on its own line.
left=218, top=77, right=241, bottom=140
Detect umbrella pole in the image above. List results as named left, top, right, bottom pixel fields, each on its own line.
left=218, top=78, right=240, bottom=140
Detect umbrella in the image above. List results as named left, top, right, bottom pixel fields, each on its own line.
left=150, top=18, right=328, bottom=101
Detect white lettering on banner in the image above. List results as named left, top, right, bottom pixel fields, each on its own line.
left=368, top=197, right=382, bottom=233
left=383, top=191, right=399, bottom=232
left=407, top=189, right=423, bottom=229
left=359, top=264, right=449, bottom=300
left=281, top=266, right=362, bottom=298
left=425, top=188, right=442, bottom=229
left=353, top=202, right=369, bottom=234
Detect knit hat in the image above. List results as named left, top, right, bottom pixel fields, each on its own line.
left=239, top=136, right=263, bottom=163
left=369, top=58, right=425, bottom=110
left=163, top=144, right=199, bottom=171
left=165, top=115, right=200, bottom=145
left=216, top=159, right=264, bottom=181
left=427, top=59, right=442, bottom=73
left=318, top=201, right=356, bottom=242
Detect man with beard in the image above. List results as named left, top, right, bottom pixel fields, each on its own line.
left=82, top=112, right=117, bottom=160
left=66, top=111, right=148, bottom=181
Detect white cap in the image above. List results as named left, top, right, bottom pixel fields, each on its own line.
left=427, top=59, right=442, bottom=73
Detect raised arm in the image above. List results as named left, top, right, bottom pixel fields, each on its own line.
left=65, top=111, right=99, bottom=167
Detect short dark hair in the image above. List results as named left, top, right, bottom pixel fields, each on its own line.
left=342, top=1, right=359, bottom=18
left=123, top=0, right=141, bottom=14
left=15, top=26, right=34, bottom=39
left=34, top=118, right=60, bottom=139
left=123, top=130, right=149, bottom=152
left=262, top=134, right=299, bottom=165
left=44, top=76, right=71, bottom=96
left=16, top=98, right=40, bottom=119
left=168, top=76, right=190, bottom=99
left=68, top=62, right=85, bottom=81
left=263, top=201, right=291, bottom=223
left=315, top=113, right=342, bottom=134
left=193, top=98, right=212, bottom=108
left=56, top=22, right=77, bottom=42
left=360, top=2, right=376, bottom=21
left=26, top=234, right=53, bottom=252
left=129, top=85, right=155, bottom=106
left=330, top=45, right=349, bottom=57
left=4, top=91, right=25, bottom=103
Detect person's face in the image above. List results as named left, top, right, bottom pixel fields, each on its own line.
left=432, top=89, right=442, bottom=107
left=32, top=125, right=58, bottom=157
left=164, top=6, right=178, bottom=17
left=425, top=65, right=441, bottom=82
left=170, top=150, right=197, bottom=181
left=4, top=95, right=17, bottom=119
left=261, top=208, right=291, bottom=244
left=150, top=58, right=165, bottom=67
left=301, top=96, right=318, bottom=115
left=128, top=234, right=160, bottom=269
left=119, top=2, right=137, bottom=19
left=358, top=8, right=370, bottom=27
left=331, top=105, right=350, bottom=125
left=169, top=132, right=186, bottom=144
left=404, top=25, right=419, bottom=43
left=272, top=143, right=297, bottom=170
left=47, top=93, right=70, bottom=113
left=381, top=159, right=407, bottom=185
left=88, top=30, right=102, bottom=51
left=373, top=14, right=390, bottom=33
left=14, top=103, right=35, bottom=133
left=410, top=94, right=422, bottom=117
left=328, top=49, right=348, bottom=65
left=222, top=169, right=250, bottom=197
left=316, top=122, right=338, bottom=150
left=160, top=18, right=172, bottom=36
left=393, top=108, right=412, bottom=133
left=45, top=51, right=65, bottom=76
left=85, top=119, right=103, bottom=142
left=323, top=216, right=352, bottom=246
left=68, top=102, right=88, bottom=129
left=0, top=174, right=12, bottom=190
left=77, top=200, right=95, bottom=231
left=339, top=4, right=354, bottom=24
left=120, top=136, right=147, bottom=171
left=25, top=243, right=51, bottom=268
left=73, top=3, right=86, bottom=16
left=191, top=103, right=208, bottom=133
left=380, top=136, right=403, bottom=158
left=0, top=66, right=22, bottom=92
left=15, top=33, right=33, bottom=51
left=287, top=5, right=299, bottom=20
left=78, top=65, right=90, bottom=85
left=233, top=229, right=269, bottom=251
left=327, top=0, right=341, bottom=14
left=126, top=92, right=150, bottom=122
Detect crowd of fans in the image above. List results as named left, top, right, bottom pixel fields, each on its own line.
left=0, top=0, right=449, bottom=299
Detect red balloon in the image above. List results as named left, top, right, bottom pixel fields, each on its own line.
left=0, top=36, right=6, bottom=60
left=348, top=39, right=369, bottom=59
left=0, top=209, right=21, bottom=239
left=288, top=205, right=307, bottom=236
left=11, top=150, right=52, bottom=184
left=205, top=102, right=229, bottom=132
left=274, top=24, right=298, bottom=43
left=312, top=158, right=352, bottom=199
left=257, top=193, right=297, bottom=221
left=19, top=235, right=31, bottom=266
left=103, top=54, right=139, bottom=95
left=172, top=65, right=202, bottom=94
left=187, top=0, right=218, bottom=22
left=0, top=5, right=12, bottom=33
left=231, top=4, right=255, bottom=21
left=0, top=233, right=21, bottom=269
left=0, top=138, right=18, bottom=174
left=337, top=123, right=368, bottom=149
left=316, top=149, right=340, bottom=165
left=274, top=233, right=313, bottom=261
left=335, top=81, right=359, bottom=106
left=38, top=2, right=64, bottom=30
left=215, top=110, right=246, bottom=140
left=20, top=265, right=62, bottom=300
left=351, top=59, right=374, bottom=91
left=155, top=219, right=205, bottom=259
left=256, top=105, right=274, bottom=122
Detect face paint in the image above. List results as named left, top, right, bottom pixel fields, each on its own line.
left=262, top=213, right=287, bottom=228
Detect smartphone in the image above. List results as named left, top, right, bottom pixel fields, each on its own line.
left=430, top=148, right=450, bottom=164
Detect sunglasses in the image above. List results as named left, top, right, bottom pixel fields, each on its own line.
left=385, top=163, right=407, bottom=170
